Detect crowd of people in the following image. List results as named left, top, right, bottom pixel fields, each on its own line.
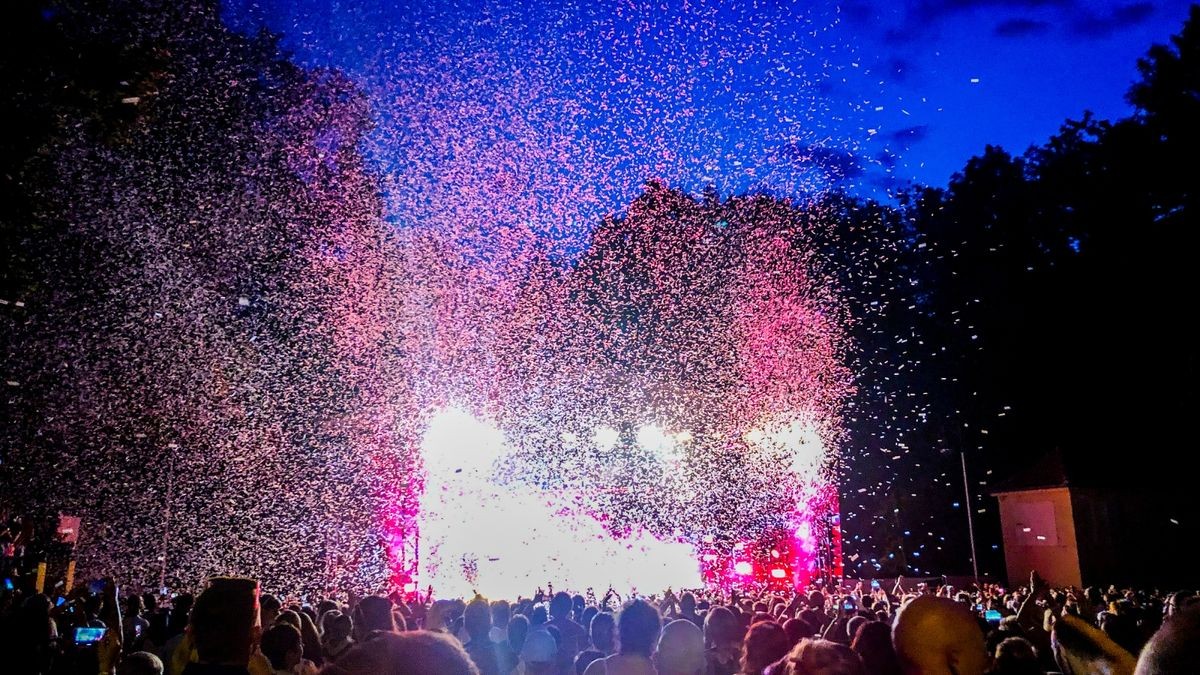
left=2, top=566, right=1198, bottom=675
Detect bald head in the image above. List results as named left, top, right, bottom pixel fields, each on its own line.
left=1135, top=609, right=1200, bottom=675
left=892, top=596, right=986, bottom=675
left=656, top=619, right=705, bottom=675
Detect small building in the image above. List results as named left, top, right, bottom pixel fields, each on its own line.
left=992, top=448, right=1192, bottom=589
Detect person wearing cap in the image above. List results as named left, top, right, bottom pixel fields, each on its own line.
left=520, top=629, right=558, bottom=675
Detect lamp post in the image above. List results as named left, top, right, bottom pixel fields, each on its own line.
left=961, top=451, right=980, bottom=583
left=159, top=443, right=177, bottom=592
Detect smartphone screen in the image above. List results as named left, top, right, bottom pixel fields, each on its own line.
left=74, top=627, right=106, bottom=645
left=985, top=610, right=1003, bottom=623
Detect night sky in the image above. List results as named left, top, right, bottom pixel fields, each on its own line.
left=5, top=0, right=1195, bottom=589
left=225, top=0, right=1195, bottom=205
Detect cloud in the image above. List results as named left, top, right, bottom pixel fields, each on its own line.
left=869, top=173, right=909, bottom=194
left=874, top=0, right=1072, bottom=44
left=994, top=17, right=1052, bottom=37
left=1070, top=2, right=1156, bottom=38
left=889, top=125, right=930, bottom=144
left=779, top=143, right=866, bottom=180
left=911, top=0, right=1074, bottom=26
left=881, top=28, right=913, bottom=46
left=841, top=0, right=877, bottom=23
left=815, top=79, right=841, bottom=96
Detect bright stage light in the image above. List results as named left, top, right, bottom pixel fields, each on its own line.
left=419, top=409, right=700, bottom=599
left=778, top=419, right=826, bottom=477
left=745, top=415, right=827, bottom=478
left=422, top=407, right=507, bottom=476
left=734, top=561, right=753, bottom=576
left=592, top=425, right=619, bottom=451
left=675, top=430, right=693, bottom=444
left=637, top=424, right=675, bottom=457
left=770, top=568, right=787, bottom=579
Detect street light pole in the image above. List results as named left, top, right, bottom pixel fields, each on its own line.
left=159, top=443, right=177, bottom=592
left=961, top=451, right=980, bottom=583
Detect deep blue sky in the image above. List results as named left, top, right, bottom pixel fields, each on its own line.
left=225, top=0, right=1195, bottom=208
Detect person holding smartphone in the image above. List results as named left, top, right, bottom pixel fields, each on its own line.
left=123, top=595, right=150, bottom=651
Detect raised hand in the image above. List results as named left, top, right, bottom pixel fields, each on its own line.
left=1030, top=570, right=1049, bottom=596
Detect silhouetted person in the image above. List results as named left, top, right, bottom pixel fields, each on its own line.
left=1100, top=608, right=1142, bottom=656
left=123, top=595, right=150, bottom=651
left=704, top=606, right=741, bottom=675
left=261, top=595, right=282, bottom=627
left=677, top=593, right=703, bottom=629
left=987, top=636, right=1040, bottom=675
left=583, top=599, right=661, bottom=675
left=464, top=597, right=515, bottom=675
left=850, top=621, right=901, bottom=675
left=318, top=631, right=480, bottom=675
left=591, top=611, right=617, bottom=655
left=261, top=623, right=313, bottom=675
left=655, top=619, right=705, bottom=675
left=784, top=618, right=815, bottom=647
left=118, top=651, right=164, bottom=675
left=522, top=629, right=559, bottom=675
left=508, top=614, right=530, bottom=657
left=353, top=596, right=395, bottom=640
left=182, top=577, right=260, bottom=675
left=321, top=611, right=354, bottom=662
left=491, top=601, right=512, bottom=643
left=1134, top=608, right=1200, bottom=675
left=576, top=651, right=605, bottom=675
left=800, top=592, right=826, bottom=633
left=779, top=638, right=865, bottom=675
left=10, top=593, right=58, bottom=674
left=1164, top=591, right=1199, bottom=618
left=157, top=593, right=194, bottom=666
left=550, top=592, right=588, bottom=675
left=742, top=621, right=791, bottom=675
left=582, top=607, right=600, bottom=637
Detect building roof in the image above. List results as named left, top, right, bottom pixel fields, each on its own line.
left=990, top=447, right=1107, bottom=494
